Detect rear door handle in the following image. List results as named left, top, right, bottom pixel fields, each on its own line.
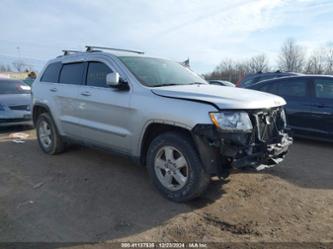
left=49, top=88, right=57, bottom=92
left=80, top=91, right=91, bottom=97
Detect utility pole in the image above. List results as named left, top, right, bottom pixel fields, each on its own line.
left=16, top=46, right=21, bottom=59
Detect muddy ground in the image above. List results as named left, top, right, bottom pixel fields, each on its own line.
left=0, top=126, right=332, bottom=246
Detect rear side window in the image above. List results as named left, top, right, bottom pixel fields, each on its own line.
left=41, top=62, right=62, bottom=83
left=59, top=63, right=85, bottom=85
left=277, top=79, right=307, bottom=97
left=86, top=62, right=112, bottom=87
left=314, top=78, right=333, bottom=99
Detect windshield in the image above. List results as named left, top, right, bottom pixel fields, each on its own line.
left=0, top=80, right=31, bottom=94
left=119, top=56, right=207, bottom=87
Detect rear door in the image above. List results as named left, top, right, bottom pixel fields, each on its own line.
left=75, top=59, right=132, bottom=153
left=54, top=62, right=86, bottom=137
left=310, top=77, right=333, bottom=138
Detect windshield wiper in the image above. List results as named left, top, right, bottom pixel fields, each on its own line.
left=151, top=83, right=180, bottom=87
left=187, top=82, right=207, bottom=85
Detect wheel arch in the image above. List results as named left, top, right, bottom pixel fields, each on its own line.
left=139, top=122, right=194, bottom=166
left=32, top=103, right=52, bottom=125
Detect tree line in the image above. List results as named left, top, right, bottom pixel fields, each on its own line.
left=204, top=38, right=333, bottom=83
left=0, top=60, right=34, bottom=73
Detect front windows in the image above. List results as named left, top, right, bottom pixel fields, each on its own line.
left=86, top=62, right=113, bottom=88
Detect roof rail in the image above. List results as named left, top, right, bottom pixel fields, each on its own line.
left=85, top=45, right=144, bottom=54
left=62, top=50, right=81, bottom=56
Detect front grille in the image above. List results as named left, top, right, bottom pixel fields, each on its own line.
left=252, top=107, right=285, bottom=143
left=9, top=105, right=30, bottom=111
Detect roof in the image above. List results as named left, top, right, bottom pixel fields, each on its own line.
left=251, top=74, right=333, bottom=86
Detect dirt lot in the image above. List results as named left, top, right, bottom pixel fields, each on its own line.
left=0, top=126, right=332, bottom=245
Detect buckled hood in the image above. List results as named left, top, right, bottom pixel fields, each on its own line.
left=151, top=84, right=286, bottom=110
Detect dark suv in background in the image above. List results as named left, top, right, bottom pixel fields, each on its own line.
left=248, top=75, right=333, bottom=141
left=237, top=71, right=301, bottom=88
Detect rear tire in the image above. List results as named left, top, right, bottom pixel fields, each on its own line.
left=36, top=113, right=65, bottom=155
left=146, top=132, right=210, bottom=202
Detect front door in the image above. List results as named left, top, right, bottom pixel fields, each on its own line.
left=275, top=78, right=314, bottom=135
left=75, top=60, right=132, bottom=153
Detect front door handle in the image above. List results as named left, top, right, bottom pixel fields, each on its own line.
left=50, top=88, right=57, bottom=92
left=80, top=91, right=91, bottom=97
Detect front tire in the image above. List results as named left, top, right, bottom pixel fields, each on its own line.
left=146, top=132, right=210, bottom=202
left=36, top=113, right=64, bottom=155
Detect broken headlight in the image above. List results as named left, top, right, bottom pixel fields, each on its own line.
left=209, top=111, right=253, bottom=132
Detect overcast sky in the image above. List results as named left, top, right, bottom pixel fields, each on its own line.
left=0, top=0, right=333, bottom=73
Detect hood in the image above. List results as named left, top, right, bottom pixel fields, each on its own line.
left=0, top=94, right=31, bottom=106
left=151, top=84, right=286, bottom=110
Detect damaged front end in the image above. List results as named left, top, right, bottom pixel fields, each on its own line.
left=192, top=107, right=293, bottom=176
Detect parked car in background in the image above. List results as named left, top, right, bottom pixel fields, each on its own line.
left=248, top=75, right=333, bottom=141
left=208, top=80, right=235, bottom=87
left=237, top=71, right=302, bottom=88
left=0, top=79, right=32, bottom=127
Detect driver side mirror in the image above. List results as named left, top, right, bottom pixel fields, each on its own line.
left=106, top=72, right=129, bottom=91
left=106, top=72, right=120, bottom=86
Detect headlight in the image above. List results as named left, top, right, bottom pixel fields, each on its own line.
left=209, top=111, right=253, bottom=132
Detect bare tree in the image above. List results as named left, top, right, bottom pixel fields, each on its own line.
left=278, top=38, right=305, bottom=72
left=0, top=64, right=6, bottom=72
left=6, top=64, right=12, bottom=72
left=304, top=49, right=326, bottom=74
left=0, top=64, right=12, bottom=72
left=12, top=60, right=26, bottom=72
left=325, top=47, right=333, bottom=74
left=246, top=54, right=269, bottom=73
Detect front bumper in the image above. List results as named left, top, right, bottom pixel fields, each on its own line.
left=230, top=133, right=293, bottom=170
left=192, top=124, right=293, bottom=175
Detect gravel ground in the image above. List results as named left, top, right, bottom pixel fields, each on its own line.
left=0, top=126, right=332, bottom=246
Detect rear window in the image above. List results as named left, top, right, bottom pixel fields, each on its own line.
left=0, top=80, right=31, bottom=94
left=41, top=62, right=62, bottom=83
left=59, top=63, right=85, bottom=85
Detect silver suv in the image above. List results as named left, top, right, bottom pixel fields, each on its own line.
left=32, top=46, right=292, bottom=202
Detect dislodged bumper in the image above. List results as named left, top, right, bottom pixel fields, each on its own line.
left=192, top=124, right=293, bottom=175
left=230, top=133, right=293, bottom=171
